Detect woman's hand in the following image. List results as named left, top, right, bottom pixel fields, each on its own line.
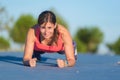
left=57, top=59, right=66, bottom=68
left=29, top=58, right=37, bottom=67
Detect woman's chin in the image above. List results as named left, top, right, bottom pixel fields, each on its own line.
left=44, top=36, right=51, bottom=39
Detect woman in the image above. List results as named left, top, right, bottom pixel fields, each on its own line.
left=23, top=10, right=77, bottom=68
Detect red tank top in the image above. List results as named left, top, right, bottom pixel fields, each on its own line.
left=34, top=27, right=64, bottom=52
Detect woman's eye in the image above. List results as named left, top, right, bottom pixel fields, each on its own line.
left=41, top=26, right=45, bottom=29
left=48, top=27, right=52, bottom=29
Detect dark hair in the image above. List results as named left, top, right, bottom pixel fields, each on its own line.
left=38, top=10, right=58, bottom=46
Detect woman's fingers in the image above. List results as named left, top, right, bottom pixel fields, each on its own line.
left=29, top=58, right=37, bottom=67
left=57, top=59, right=65, bottom=68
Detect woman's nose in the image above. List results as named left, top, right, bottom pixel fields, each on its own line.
left=45, top=28, right=49, bottom=33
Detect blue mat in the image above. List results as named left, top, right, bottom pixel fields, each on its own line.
left=0, top=52, right=120, bottom=80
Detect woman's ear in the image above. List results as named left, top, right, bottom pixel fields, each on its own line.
left=54, top=23, right=57, bottom=28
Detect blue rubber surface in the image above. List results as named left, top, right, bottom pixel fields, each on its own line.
left=0, top=52, right=120, bottom=80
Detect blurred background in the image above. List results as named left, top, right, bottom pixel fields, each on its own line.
left=0, top=0, right=120, bottom=55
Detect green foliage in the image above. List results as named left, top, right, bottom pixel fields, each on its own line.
left=74, top=36, right=87, bottom=53
left=0, top=36, right=10, bottom=50
left=10, top=14, right=37, bottom=44
left=107, top=37, right=120, bottom=55
left=0, top=6, right=6, bottom=30
left=0, top=6, right=12, bottom=32
left=74, top=27, right=104, bottom=53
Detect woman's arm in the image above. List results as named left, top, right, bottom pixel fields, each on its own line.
left=57, top=24, right=76, bottom=68
left=23, top=28, right=37, bottom=67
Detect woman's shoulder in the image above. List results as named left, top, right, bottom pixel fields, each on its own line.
left=27, top=24, right=39, bottom=38
left=28, top=24, right=39, bottom=35
left=57, top=24, right=69, bottom=34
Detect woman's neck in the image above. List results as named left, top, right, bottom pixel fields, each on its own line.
left=40, top=35, right=57, bottom=46
left=40, top=35, right=51, bottom=45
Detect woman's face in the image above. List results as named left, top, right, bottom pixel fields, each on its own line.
left=40, top=22, right=56, bottom=39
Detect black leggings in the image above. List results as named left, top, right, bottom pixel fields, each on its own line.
left=32, top=50, right=45, bottom=60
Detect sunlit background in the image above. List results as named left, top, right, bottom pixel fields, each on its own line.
left=0, top=0, right=120, bottom=55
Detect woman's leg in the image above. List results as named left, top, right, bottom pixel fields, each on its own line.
left=58, top=41, right=77, bottom=60
left=73, top=41, right=77, bottom=60
left=32, top=50, right=45, bottom=61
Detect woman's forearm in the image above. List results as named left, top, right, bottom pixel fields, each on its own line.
left=66, top=59, right=76, bottom=67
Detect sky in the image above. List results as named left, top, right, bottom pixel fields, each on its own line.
left=0, top=0, right=120, bottom=53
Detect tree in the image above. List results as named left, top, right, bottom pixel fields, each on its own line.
left=10, top=14, right=36, bottom=44
left=0, top=6, right=12, bottom=32
left=0, top=36, right=10, bottom=50
left=0, top=5, right=12, bottom=50
left=107, top=37, right=120, bottom=55
left=74, top=27, right=104, bottom=53
left=74, top=36, right=87, bottom=53
left=0, top=6, right=6, bottom=30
